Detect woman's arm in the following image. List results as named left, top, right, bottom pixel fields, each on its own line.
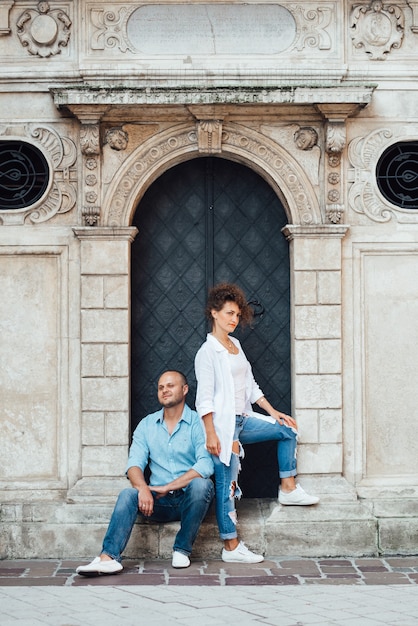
left=256, top=396, right=297, bottom=429
left=202, top=412, right=222, bottom=456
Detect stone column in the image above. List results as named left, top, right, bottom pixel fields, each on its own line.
left=69, top=226, right=137, bottom=501
left=282, top=224, right=348, bottom=489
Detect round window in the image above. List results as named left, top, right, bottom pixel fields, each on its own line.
left=376, top=142, right=418, bottom=210
left=0, top=141, right=50, bottom=210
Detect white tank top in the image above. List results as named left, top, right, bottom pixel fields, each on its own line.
left=229, top=349, right=248, bottom=415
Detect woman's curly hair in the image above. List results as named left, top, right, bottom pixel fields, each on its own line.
left=205, top=283, right=253, bottom=327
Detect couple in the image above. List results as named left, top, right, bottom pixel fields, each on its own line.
left=76, top=283, right=318, bottom=576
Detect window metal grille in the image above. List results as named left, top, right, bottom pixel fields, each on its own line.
left=376, top=142, right=418, bottom=210
left=0, top=141, right=49, bottom=210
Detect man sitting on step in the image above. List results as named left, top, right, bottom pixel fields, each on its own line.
left=76, top=370, right=214, bottom=575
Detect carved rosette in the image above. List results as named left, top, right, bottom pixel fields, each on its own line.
left=16, top=2, right=71, bottom=58
left=350, top=1, right=404, bottom=60
left=80, top=125, right=101, bottom=226
left=104, top=123, right=321, bottom=227
left=0, top=124, right=77, bottom=225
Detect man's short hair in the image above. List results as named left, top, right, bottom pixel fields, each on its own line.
left=159, top=370, right=188, bottom=386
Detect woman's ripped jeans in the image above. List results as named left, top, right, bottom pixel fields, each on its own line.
left=213, top=414, right=297, bottom=540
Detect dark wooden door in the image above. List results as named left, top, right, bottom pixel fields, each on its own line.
left=131, top=157, right=290, bottom=496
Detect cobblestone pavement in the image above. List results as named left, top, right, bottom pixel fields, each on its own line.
left=1, top=557, right=418, bottom=626
left=1, top=556, right=418, bottom=587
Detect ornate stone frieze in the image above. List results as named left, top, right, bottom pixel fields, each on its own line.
left=350, top=1, right=405, bottom=60
left=103, top=122, right=321, bottom=228
left=0, top=124, right=77, bottom=225
left=16, top=2, right=72, bottom=58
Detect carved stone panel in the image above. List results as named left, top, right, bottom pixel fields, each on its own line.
left=16, top=2, right=72, bottom=57
left=350, top=1, right=405, bottom=60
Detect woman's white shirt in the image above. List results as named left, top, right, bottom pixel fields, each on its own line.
left=195, top=333, right=275, bottom=465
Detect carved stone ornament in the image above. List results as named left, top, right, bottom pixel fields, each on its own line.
left=326, top=122, right=346, bottom=154
left=80, top=125, right=100, bottom=156
left=350, top=1, right=404, bottom=60
left=294, top=127, right=318, bottom=151
left=347, top=127, right=418, bottom=223
left=16, top=2, right=71, bottom=58
left=103, top=123, right=321, bottom=227
left=0, top=124, right=77, bottom=225
left=197, top=120, right=222, bottom=154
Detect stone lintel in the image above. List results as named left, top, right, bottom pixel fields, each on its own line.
left=73, top=227, right=138, bottom=242
left=52, top=86, right=375, bottom=122
left=282, top=224, right=349, bottom=240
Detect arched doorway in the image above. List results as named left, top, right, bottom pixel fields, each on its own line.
left=131, top=156, right=290, bottom=497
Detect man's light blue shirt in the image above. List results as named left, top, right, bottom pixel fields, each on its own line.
left=126, top=404, right=214, bottom=486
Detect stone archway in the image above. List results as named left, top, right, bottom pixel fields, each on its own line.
left=102, top=122, right=322, bottom=227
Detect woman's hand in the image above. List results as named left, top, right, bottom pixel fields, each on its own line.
left=272, top=410, right=297, bottom=429
left=206, top=431, right=221, bottom=456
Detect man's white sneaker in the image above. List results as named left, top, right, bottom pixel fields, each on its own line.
left=279, top=484, right=319, bottom=506
left=222, top=542, right=264, bottom=563
left=172, top=551, right=191, bottom=568
left=76, top=556, right=123, bottom=576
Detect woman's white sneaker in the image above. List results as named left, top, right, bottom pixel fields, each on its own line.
left=279, top=484, right=319, bottom=506
left=76, top=556, right=123, bottom=576
left=222, top=542, right=264, bottom=563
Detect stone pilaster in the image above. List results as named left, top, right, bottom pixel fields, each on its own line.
left=70, top=226, right=137, bottom=501
left=282, top=224, right=348, bottom=478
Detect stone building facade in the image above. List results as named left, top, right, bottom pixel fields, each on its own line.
left=1, top=0, right=418, bottom=558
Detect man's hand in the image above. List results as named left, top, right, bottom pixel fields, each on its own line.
left=138, top=485, right=154, bottom=517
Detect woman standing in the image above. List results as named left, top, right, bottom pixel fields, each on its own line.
left=195, top=283, right=319, bottom=563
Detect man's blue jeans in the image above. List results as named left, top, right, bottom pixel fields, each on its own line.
left=101, top=478, right=214, bottom=561
left=213, top=415, right=297, bottom=540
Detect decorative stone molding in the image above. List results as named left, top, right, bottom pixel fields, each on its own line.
left=16, top=1, right=72, bottom=58
left=80, top=124, right=101, bottom=226
left=350, top=1, right=405, bottom=60
left=0, top=1, right=14, bottom=36
left=102, top=122, right=322, bottom=228
left=347, top=126, right=418, bottom=223
left=197, top=120, right=222, bottom=154
left=316, top=105, right=357, bottom=225
left=0, top=124, right=77, bottom=225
